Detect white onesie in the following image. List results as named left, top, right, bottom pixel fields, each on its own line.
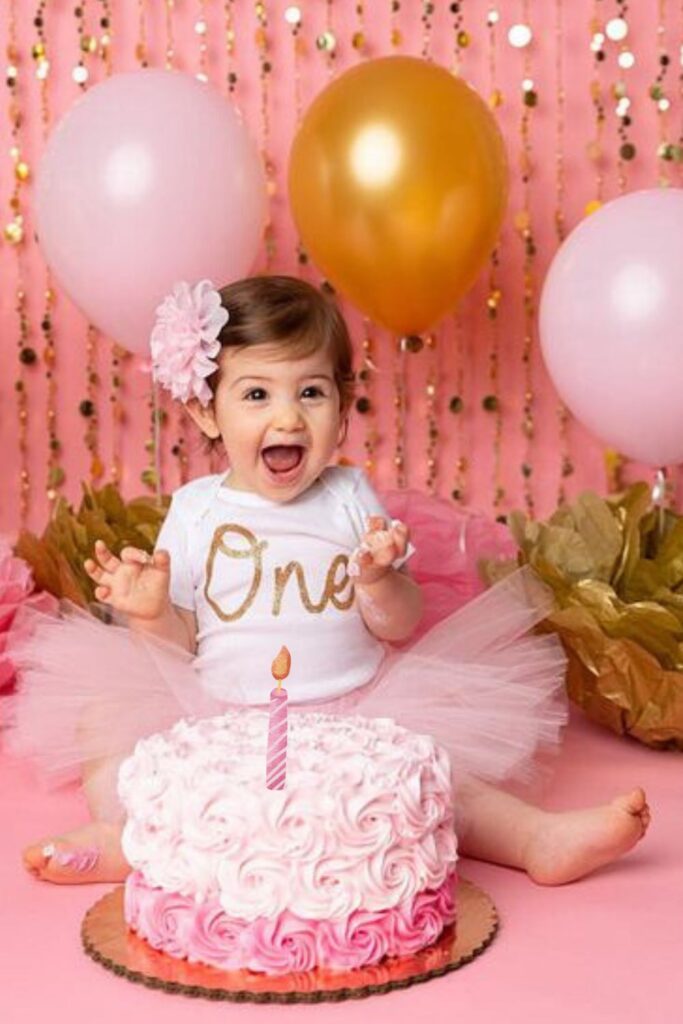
left=155, top=466, right=411, bottom=704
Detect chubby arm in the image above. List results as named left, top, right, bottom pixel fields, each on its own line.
left=350, top=517, right=423, bottom=642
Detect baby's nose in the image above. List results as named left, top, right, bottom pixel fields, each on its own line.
left=272, top=401, right=303, bottom=430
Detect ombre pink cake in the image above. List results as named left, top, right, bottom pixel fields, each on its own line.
left=118, top=710, right=457, bottom=975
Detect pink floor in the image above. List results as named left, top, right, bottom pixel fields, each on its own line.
left=1, top=707, right=681, bottom=1024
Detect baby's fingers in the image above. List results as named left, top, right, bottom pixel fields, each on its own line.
left=120, top=546, right=152, bottom=566
left=84, top=557, right=104, bottom=582
left=93, top=539, right=120, bottom=573
left=119, top=547, right=169, bottom=575
left=371, top=542, right=398, bottom=568
left=390, top=521, right=409, bottom=557
left=152, top=549, right=171, bottom=573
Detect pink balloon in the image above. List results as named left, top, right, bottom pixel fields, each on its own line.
left=540, top=189, right=683, bottom=466
left=35, top=70, right=266, bottom=355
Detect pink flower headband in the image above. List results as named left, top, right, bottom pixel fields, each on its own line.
left=150, top=280, right=229, bottom=406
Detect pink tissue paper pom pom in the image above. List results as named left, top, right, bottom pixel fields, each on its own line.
left=0, top=538, right=58, bottom=692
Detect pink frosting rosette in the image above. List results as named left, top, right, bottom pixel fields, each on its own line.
left=126, top=882, right=190, bottom=960
left=248, top=913, right=319, bottom=974
left=190, top=902, right=246, bottom=968
left=321, top=909, right=392, bottom=969
left=393, top=873, right=456, bottom=953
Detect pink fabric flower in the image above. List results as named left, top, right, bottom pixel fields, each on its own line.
left=0, top=537, right=57, bottom=691
left=150, top=280, right=229, bottom=406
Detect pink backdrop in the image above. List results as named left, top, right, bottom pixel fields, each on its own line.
left=1, top=0, right=681, bottom=537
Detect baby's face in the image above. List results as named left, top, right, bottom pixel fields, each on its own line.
left=206, top=343, right=343, bottom=502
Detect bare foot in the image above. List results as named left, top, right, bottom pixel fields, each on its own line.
left=22, top=821, right=130, bottom=885
left=525, top=788, right=651, bottom=885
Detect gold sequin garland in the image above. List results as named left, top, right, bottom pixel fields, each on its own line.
left=393, top=340, right=408, bottom=490
left=7, top=0, right=32, bottom=524
left=651, top=0, right=679, bottom=506
left=35, top=0, right=63, bottom=505
left=194, top=0, right=209, bottom=82
left=133, top=3, right=164, bottom=497
left=356, top=318, right=379, bottom=482
left=424, top=333, right=439, bottom=495
left=389, top=0, right=402, bottom=50
left=80, top=0, right=114, bottom=486
left=81, top=325, right=103, bottom=483
left=607, top=0, right=635, bottom=192
left=135, top=0, right=149, bottom=66
left=484, top=7, right=504, bottom=512
left=554, top=0, right=573, bottom=506
left=450, top=308, right=468, bottom=504
left=171, top=0, right=218, bottom=487
left=452, top=1, right=469, bottom=76
left=352, top=1, right=367, bottom=55
left=653, top=0, right=679, bottom=181
left=510, top=2, right=537, bottom=517
left=284, top=4, right=309, bottom=272
left=224, top=0, right=236, bottom=94
left=255, top=2, right=276, bottom=268
left=165, top=0, right=176, bottom=69
left=421, top=0, right=434, bottom=58
left=586, top=0, right=606, bottom=212
left=317, top=0, right=337, bottom=74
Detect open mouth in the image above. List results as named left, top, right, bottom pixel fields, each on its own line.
left=260, top=445, right=306, bottom=478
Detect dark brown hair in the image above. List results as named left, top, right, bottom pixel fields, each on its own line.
left=208, top=275, right=355, bottom=414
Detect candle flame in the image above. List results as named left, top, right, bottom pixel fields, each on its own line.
left=271, top=645, right=291, bottom=690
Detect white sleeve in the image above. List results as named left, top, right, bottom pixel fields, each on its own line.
left=154, top=494, right=195, bottom=610
left=349, top=470, right=416, bottom=570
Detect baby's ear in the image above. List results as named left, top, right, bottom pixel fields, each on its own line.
left=337, top=414, right=350, bottom=446
left=184, top=398, right=221, bottom=439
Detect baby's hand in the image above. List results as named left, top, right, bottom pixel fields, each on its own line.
left=348, top=516, right=409, bottom=586
left=84, top=540, right=171, bottom=620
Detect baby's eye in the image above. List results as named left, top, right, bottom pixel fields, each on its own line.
left=244, top=387, right=268, bottom=402
left=301, top=385, right=325, bottom=400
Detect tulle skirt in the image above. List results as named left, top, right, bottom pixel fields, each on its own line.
left=2, top=493, right=568, bottom=818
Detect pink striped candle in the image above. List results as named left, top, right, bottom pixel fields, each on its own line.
left=266, top=646, right=291, bottom=790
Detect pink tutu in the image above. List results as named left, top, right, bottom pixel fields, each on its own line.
left=2, top=494, right=567, bottom=817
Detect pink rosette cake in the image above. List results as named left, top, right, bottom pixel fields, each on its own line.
left=118, top=710, right=457, bottom=975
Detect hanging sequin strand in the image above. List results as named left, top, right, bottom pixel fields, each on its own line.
left=8, top=0, right=33, bottom=524
left=554, top=0, right=573, bottom=506
left=39, top=0, right=64, bottom=506
left=255, top=2, right=276, bottom=268
left=484, top=7, right=505, bottom=513
left=449, top=307, right=468, bottom=505
left=510, top=4, right=537, bottom=517
left=607, top=0, right=635, bottom=193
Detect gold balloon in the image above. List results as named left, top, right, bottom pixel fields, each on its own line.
left=289, top=56, right=508, bottom=335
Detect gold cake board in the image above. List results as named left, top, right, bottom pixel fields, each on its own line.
left=82, top=879, right=498, bottom=1003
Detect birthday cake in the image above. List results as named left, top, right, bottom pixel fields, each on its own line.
left=118, top=710, right=457, bottom=975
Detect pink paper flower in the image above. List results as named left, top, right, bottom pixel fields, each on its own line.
left=150, top=280, right=229, bottom=406
left=0, top=538, right=57, bottom=691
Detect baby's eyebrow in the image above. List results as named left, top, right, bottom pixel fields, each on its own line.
left=230, top=375, right=272, bottom=387
left=229, top=372, right=334, bottom=389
